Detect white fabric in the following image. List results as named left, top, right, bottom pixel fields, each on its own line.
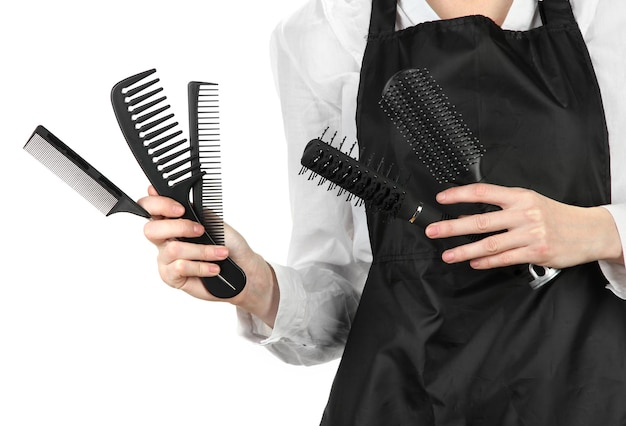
left=237, top=0, right=626, bottom=366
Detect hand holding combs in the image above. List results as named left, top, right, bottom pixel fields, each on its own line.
left=111, top=69, right=246, bottom=298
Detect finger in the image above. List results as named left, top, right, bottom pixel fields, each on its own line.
left=426, top=209, right=525, bottom=239
left=147, top=185, right=159, bottom=196
left=440, top=231, right=527, bottom=265
left=138, top=195, right=185, bottom=218
left=165, top=258, right=222, bottom=281
left=465, top=247, right=533, bottom=270
left=436, top=183, right=527, bottom=208
left=159, top=239, right=229, bottom=265
left=144, top=219, right=205, bottom=244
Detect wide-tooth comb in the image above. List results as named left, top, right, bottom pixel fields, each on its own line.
left=111, top=69, right=246, bottom=299
left=380, top=69, right=559, bottom=289
left=189, top=81, right=224, bottom=246
left=24, top=125, right=150, bottom=218
left=300, top=135, right=452, bottom=228
left=380, top=68, right=485, bottom=185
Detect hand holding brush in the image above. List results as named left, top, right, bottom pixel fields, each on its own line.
left=300, top=134, right=561, bottom=289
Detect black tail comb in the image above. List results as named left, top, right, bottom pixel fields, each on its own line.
left=111, top=69, right=246, bottom=299
left=24, top=125, right=150, bottom=218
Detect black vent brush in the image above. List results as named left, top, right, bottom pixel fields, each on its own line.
left=300, top=136, right=453, bottom=228
left=189, top=81, right=224, bottom=246
left=24, top=125, right=150, bottom=219
left=380, top=68, right=560, bottom=289
left=111, top=69, right=246, bottom=299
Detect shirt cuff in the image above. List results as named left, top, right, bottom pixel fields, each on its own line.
left=237, top=262, right=307, bottom=345
left=599, top=204, right=626, bottom=298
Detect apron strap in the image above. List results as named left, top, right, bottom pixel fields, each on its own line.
left=539, top=0, right=577, bottom=26
left=368, top=0, right=397, bottom=36
left=369, top=0, right=578, bottom=35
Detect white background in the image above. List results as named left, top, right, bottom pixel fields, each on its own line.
left=1, top=1, right=340, bottom=425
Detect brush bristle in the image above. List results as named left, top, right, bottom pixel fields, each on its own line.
left=380, top=68, right=484, bottom=184
left=300, top=137, right=406, bottom=215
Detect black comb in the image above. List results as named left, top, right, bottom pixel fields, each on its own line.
left=300, top=136, right=452, bottom=228
left=24, top=125, right=150, bottom=218
left=189, top=81, right=224, bottom=246
left=380, top=68, right=560, bottom=289
left=111, top=69, right=246, bottom=299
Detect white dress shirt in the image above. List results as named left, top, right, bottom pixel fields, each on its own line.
left=238, top=0, right=626, bottom=366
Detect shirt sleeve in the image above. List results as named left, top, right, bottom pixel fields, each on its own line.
left=584, top=0, right=626, bottom=296
left=236, top=0, right=372, bottom=366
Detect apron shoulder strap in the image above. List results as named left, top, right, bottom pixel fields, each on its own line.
left=539, top=0, right=577, bottom=26
left=368, top=0, right=397, bottom=36
left=369, top=1, right=577, bottom=36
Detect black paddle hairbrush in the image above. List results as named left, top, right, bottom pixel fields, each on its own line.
left=380, top=68, right=485, bottom=185
left=300, top=135, right=453, bottom=228
left=111, top=69, right=246, bottom=299
left=24, top=125, right=150, bottom=219
left=380, top=68, right=560, bottom=289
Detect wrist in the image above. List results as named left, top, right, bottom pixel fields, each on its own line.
left=592, top=207, right=624, bottom=264
left=231, top=255, right=280, bottom=328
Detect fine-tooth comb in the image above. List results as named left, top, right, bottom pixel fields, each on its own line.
left=111, top=69, right=246, bottom=299
left=189, top=81, right=224, bottom=246
left=300, top=133, right=453, bottom=228
left=23, top=125, right=150, bottom=219
left=380, top=68, right=560, bottom=289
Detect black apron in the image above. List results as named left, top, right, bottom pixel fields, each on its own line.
left=321, top=1, right=626, bottom=425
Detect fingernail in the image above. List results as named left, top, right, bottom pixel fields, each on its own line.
left=209, top=264, right=221, bottom=274
left=436, top=192, right=447, bottom=202
left=215, top=247, right=229, bottom=258
left=426, top=225, right=439, bottom=238
left=442, top=251, right=455, bottom=263
left=173, top=205, right=185, bottom=215
left=194, top=224, right=205, bottom=234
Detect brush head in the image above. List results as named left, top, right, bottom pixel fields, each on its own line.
left=300, top=138, right=405, bottom=214
left=380, top=68, right=485, bottom=184
left=300, top=137, right=443, bottom=224
left=189, top=81, right=224, bottom=246
left=24, top=125, right=150, bottom=218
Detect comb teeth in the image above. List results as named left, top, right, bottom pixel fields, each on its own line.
left=26, top=133, right=120, bottom=215
left=23, top=126, right=150, bottom=218
left=189, top=81, right=224, bottom=246
left=112, top=69, right=199, bottom=194
left=380, top=68, right=484, bottom=184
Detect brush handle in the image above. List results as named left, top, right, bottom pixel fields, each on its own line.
left=396, top=191, right=453, bottom=227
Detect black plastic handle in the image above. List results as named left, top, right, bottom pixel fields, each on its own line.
left=180, top=206, right=247, bottom=299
